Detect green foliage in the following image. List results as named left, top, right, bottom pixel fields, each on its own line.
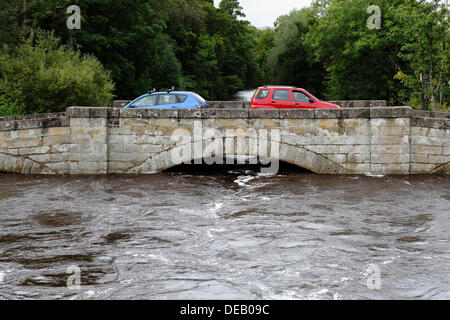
left=0, top=30, right=115, bottom=115
left=26, top=0, right=175, bottom=99
left=265, top=8, right=326, bottom=98
left=0, top=101, right=25, bottom=117
left=302, top=0, right=401, bottom=101
left=219, top=0, right=246, bottom=18
left=253, top=28, right=275, bottom=84
left=389, top=0, right=449, bottom=111
left=0, top=0, right=22, bottom=47
left=0, top=0, right=447, bottom=112
left=264, top=0, right=449, bottom=108
left=16, top=0, right=260, bottom=101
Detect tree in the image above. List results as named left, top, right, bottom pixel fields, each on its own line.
left=392, top=0, right=449, bottom=111
left=304, top=0, right=404, bottom=102
left=0, top=30, right=114, bottom=116
left=26, top=0, right=180, bottom=99
left=265, top=9, right=326, bottom=98
left=23, top=0, right=263, bottom=100
left=0, top=0, right=23, bottom=47
left=253, top=27, right=275, bottom=84
left=219, top=0, right=245, bottom=18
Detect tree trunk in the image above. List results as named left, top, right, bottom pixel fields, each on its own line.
left=440, top=12, right=446, bottom=112
left=22, top=0, right=28, bottom=25
left=428, top=31, right=435, bottom=111
left=419, top=73, right=426, bottom=110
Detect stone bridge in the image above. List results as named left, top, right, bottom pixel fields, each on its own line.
left=0, top=106, right=449, bottom=175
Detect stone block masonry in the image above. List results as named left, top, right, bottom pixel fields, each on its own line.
left=0, top=106, right=448, bottom=175
left=0, top=113, right=70, bottom=174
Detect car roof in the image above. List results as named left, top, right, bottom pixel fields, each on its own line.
left=148, top=91, right=192, bottom=95
left=259, top=85, right=305, bottom=90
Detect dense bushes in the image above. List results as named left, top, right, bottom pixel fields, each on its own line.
left=0, top=31, right=114, bottom=116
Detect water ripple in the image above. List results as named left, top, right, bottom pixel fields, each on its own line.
left=0, top=173, right=449, bottom=299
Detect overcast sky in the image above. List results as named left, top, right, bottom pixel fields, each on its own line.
left=213, top=0, right=313, bottom=28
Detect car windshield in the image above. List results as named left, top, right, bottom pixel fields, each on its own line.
left=255, top=89, right=270, bottom=99
left=293, top=91, right=312, bottom=102
left=304, top=90, right=321, bottom=101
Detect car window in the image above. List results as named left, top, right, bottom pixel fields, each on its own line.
left=191, top=93, right=206, bottom=104
left=293, top=91, right=312, bottom=103
left=158, top=94, right=178, bottom=105
left=255, top=89, right=270, bottom=99
left=134, top=95, right=157, bottom=107
left=304, top=90, right=320, bottom=101
left=176, top=95, right=188, bottom=103
left=272, top=89, right=290, bottom=101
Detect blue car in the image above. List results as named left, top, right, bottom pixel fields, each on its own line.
left=123, top=90, right=209, bottom=109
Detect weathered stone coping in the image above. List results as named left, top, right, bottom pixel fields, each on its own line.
left=327, top=100, right=387, bottom=108
left=67, top=106, right=416, bottom=119
left=65, top=106, right=450, bottom=129
left=411, top=110, right=450, bottom=119
left=0, top=112, right=66, bottom=122
left=0, top=113, right=69, bottom=131
left=0, top=107, right=449, bottom=131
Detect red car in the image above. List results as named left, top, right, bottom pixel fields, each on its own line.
left=250, top=86, right=341, bottom=109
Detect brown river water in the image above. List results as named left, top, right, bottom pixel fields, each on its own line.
left=0, top=164, right=449, bottom=300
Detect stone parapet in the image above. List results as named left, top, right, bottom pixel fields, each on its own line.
left=67, top=106, right=414, bottom=120
left=0, top=113, right=69, bottom=131
left=328, top=100, right=387, bottom=108
left=1, top=106, right=448, bottom=175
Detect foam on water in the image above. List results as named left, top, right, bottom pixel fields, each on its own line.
left=234, top=175, right=257, bottom=187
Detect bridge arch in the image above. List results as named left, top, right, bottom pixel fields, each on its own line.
left=126, top=139, right=349, bottom=175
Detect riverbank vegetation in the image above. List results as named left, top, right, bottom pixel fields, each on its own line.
left=264, top=0, right=449, bottom=111
left=0, top=30, right=114, bottom=116
left=0, top=0, right=448, bottom=116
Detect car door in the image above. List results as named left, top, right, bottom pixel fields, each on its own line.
left=251, top=89, right=272, bottom=108
left=157, top=94, right=179, bottom=109
left=270, top=89, right=293, bottom=108
left=292, top=90, right=316, bottom=109
left=132, top=95, right=158, bottom=108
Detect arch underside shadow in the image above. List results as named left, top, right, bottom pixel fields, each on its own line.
left=163, top=157, right=314, bottom=174
left=431, top=161, right=450, bottom=174
left=126, top=141, right=351, bottom=175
